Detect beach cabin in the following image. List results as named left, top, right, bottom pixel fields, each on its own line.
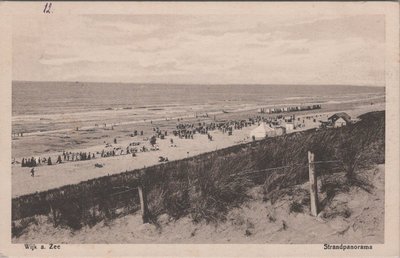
left=284, top=122, right=295, bottom=132
left=274, top=126, right=286, bottom=136
left=333, top=117, right=347, bottom=128
left=250, top=122, right=275, bottom=139
left=328, top=112, right=351, bottom=128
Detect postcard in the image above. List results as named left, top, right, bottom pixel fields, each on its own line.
left=0, top=1, right=398, bottom=257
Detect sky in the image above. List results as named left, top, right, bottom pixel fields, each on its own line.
left=12, top=13, right=385, bottom=86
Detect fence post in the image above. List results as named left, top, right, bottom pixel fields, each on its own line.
left=308, top=151, right=318, bottom=216
left=49, top=203, right=58, bottom=227
left=138, top=183, right=149, bottom=223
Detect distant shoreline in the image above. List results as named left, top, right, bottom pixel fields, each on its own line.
left=12, top=94, right=385, bottom=136
left=12, top=80, right=386, bottom=88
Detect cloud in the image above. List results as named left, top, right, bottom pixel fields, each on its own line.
left=12, top=13, right=385, bottom=86
left=283, top=47, right=310, bottom=55
left=277, top=15, right=385, bottom=43
left=40, top=57, right=85, bottom=66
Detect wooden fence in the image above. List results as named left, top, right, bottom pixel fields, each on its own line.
left=12, top=149, right=338, bottom=231
left=132, top=150, right=338, bottom=222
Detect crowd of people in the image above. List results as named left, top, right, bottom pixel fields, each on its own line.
left=100, top=149, right=117, bottom=158
left=20, top=155, right=61, bottom=167
left=17, top=113, right=308, bottom=170
left=172, top=119, right=256, bottom=139
left=152, top=127, right=168, bottom=139
left=63, top=151, right=95, bottom=161
left=20, top=150, right=97, bottom=168
left=128, top=130, right=144, bottom=137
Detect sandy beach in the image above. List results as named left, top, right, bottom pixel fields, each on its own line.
left=12, top=97, right=385, bottom=197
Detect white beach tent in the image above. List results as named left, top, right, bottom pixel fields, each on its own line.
left=250, top=122, right=275, bottom=139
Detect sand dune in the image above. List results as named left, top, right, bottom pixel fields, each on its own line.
left=13, top=165, right=384, bottom=244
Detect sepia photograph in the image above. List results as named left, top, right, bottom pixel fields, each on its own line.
left=1, top=1, right=399, bottom=256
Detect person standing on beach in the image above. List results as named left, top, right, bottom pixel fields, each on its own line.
left=30, top=168, right=35, bottom=177
left=31, top=157, right=36, bottom=167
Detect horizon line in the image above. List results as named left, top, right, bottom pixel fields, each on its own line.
left=12, top=80, right=385, bottom=88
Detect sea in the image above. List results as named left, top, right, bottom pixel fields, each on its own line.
left=12, top=81, right=384, bottom=133
left=12, top=81, right=384, bottom=116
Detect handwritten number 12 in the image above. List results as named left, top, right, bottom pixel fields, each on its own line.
left=43, top=3, right=52, bottom=14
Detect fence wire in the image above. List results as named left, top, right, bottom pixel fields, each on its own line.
left=231, top=159, right=341, bottom=178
